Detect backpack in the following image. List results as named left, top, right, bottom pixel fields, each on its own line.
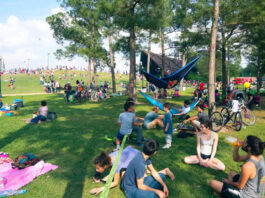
left=12, top=153, right=39, bottom=169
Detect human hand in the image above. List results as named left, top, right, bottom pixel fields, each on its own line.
left=183, top=120, right=187, bottom=124
left=163, top=184, right=169, bottom=197
left=90, top=187, right=102, bottom=195
left=156, top=190, right=166, bottom=198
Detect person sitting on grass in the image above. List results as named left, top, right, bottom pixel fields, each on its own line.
left=209, top=135, right=265, bottom=198
left=114, top=102, right=142, bottom=151
left=90, top=146, right=139, bottom=195
left=183, top=104, right=209, bottom=133
left=121, top=139, right=175, bottom=198
left=162, top=103, right=173, bottom=149
left=184, top=120, right=225, bottom=171
left=30, top=100, right=48, bottom=124
left=143, top=106, right=164, bottom=130
left=174, top=100, right=191, bottom=118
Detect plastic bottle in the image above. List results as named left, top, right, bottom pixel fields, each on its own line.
left=224, top=135, right=242, bottom=147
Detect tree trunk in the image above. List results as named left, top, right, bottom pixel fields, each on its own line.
left=161, top=29, right=165, bottom=97
left=257, top=50, right=262, bottom=95
left=146, top=31, right=152, bottom=92
left=221, top=23, right=227, bottom=98
left=129, top=6, right=137, bottom=101
left=179, top=53, right=186, bottom=91
left=108, top=34, right=116, bottom=93
left=88, top=57, right=91, bottom=88
left=208, top=0, right=220, bottom=109
left=93, top=58, right=97, bottom=88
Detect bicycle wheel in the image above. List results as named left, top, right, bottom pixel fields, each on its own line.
left=221, top=107, right=230, bottom=125
left=241, top=107, right=256, bottom=126
left=209, top=111, right=224, bottom=132
left=234, top=112, right=242, bottom=131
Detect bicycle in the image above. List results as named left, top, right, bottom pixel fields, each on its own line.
left=208, top=102, right=224, bottom=132
left=238, top=99, right=256, bottom=126
left=220, top=101, right=243, bottom=131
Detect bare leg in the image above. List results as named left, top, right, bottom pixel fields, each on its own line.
left=184, top=155, right=200, bottom=164
left=159, top=168, right=175, bottom=180
left=155, top=119, right=164, bottom=128
left=209, top=179, right=223, bottom=195
left=207, top=158, right=225, bottom=171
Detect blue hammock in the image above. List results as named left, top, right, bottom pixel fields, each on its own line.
left=139, top=91, right=200, bottom=117
left=143, top=56, right=202, bottom=89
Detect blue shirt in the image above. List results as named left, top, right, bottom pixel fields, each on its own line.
left=163, top=112, right=173, bottom=134
left=143, top=112, right=158, bottom=128
left=121, top=152, right=152, bottom=191
left=118, top=112, right=136, bottom=135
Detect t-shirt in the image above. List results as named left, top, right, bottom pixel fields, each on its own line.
left=109, top=146, right=139, bottom=174
left=163, top=112, right=173, bottom=134
left=182, top=105, right=190, bottom=114
left=197, top=111, right=209, bottom=123
left=118, top=112, right=136, bottom=135
left=143, top=112, right=158, bottom=128
left=121, top=152, right=152, bottom=191
left=39, top=106, right=48, bottom=117
left=199, top=82, right=204, bottom=91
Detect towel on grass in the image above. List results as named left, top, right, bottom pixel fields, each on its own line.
left=0, top=160, right=58, bottom=191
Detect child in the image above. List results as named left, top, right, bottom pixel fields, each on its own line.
left=32, top=111, right=37, bottom=118
left=114, top=102, right=141, bottom=151
left=163, top=103, right=173, bottom=149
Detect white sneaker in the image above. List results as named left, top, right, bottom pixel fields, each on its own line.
left=162, top=144, right=171, bottom=149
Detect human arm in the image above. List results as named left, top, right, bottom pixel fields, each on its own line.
left=164, top=123, right=169, bottom=133
left=137, top=176, right=166, bottom=198
left=248, top=95, right=253, bottom=103
left=133, top=122, right=142, bottom=127
left=233, top=145, right=249, bottom=162
left=184, top=116, right=198, bottom=124
left=158, top=115, right=164, bottom=119
left=196, top=133, right=203, bottom=162
left=90, top=173, right=120, bottom=195
left=223, top=162, right=253, bottom=189
left=209, top=133, right=218, bottom=162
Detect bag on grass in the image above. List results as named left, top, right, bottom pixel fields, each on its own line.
left=177, top=131, right=194, bottom=138
left=11, top=153, right=39, bottom=169
left=47, top=112, right=57, bottom=120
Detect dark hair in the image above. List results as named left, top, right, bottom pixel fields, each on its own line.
left=124, top=102, right=134, bottom=111
left=200, top=120, right=211, bottom=129
left=246, top=135, right=265, bottom=156
left=163, top=103, right=171, bottom=109
left=76, top=80, right=80, bottom=84
left=184, top=100, right=190, bottom=105
left=143, top=139, right=159, bottom=156
left=126, top=97, right=134, bottom=103
left=197, top=104, right=205, bottom=110
left=41, top=100, right=47, bottom=106
left=94, top=151, right=111, bottom=167
left=215, top=90, right=219, bottom=93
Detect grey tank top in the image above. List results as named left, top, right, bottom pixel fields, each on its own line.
left=240, top=156, right=265, bottom=198
left=200, top=131, right=214, bottom=156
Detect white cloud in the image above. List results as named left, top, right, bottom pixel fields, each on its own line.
left=51, top=7, right=66, bottom=15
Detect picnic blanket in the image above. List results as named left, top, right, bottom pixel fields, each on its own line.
left=0, top=160, right=58, bottom=191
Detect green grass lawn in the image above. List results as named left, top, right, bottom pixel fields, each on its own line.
left=0, top=84, right=265, bottom=197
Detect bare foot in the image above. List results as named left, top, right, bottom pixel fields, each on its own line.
left=165, top=168, right=175, bottom=180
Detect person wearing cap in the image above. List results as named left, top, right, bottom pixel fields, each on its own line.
left=183, top=104, right=209, bottom=133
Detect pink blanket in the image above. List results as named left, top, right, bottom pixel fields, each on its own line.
left=0, top=160, right=58, bottom=191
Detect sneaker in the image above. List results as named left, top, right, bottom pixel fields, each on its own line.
left=173, top=128, right=177, bottom=134
left=162, top=144, right=171, bottom=149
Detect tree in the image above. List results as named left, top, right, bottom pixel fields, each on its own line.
left=208, top=0, right=220, bottom=106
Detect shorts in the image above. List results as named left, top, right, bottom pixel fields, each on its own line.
left=193, top=120, right=201, bottom=128
left=116, top=131, right=125, bottom=142
left=221, top=183, right=241, bottom=198
left=200, top=153, right=211, bottom=160
left=146, top=121, right=157, bottom=129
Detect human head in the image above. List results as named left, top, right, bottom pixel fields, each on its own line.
left=152, top=106, right=159, bottom=113
left=163, top=103, right=171, bottom=112
left=41, top=100, right=47, bottom=106
left=143, top=139, right=159, bottom=156
left=215, top=90, right=219, bottom=94
left=200, top=120, right=211, bottom=134
left=93, top=151, right=112, bottom=177
left=126, top=97, right=134, bottom=103
left=76, top=80, right=79, bottom=84
left=197, top=104, right=205, bottom=112
left=242, top=135, right=265, bottom=156
left=184, top=100, right=190, bottom=107
left=124, top=102, right=135, bottom=112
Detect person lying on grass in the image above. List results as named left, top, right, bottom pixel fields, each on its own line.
left=184, top=120, right=225, bottom=171
left=209, top=135, right=265, bottom=198
left=183, top=104, right=209, bottom=133
left=121, top=139, right=175, bottom=198
left=143, top=106, right=164, bottom=130
left=114, top=102, right=143, bottom=152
